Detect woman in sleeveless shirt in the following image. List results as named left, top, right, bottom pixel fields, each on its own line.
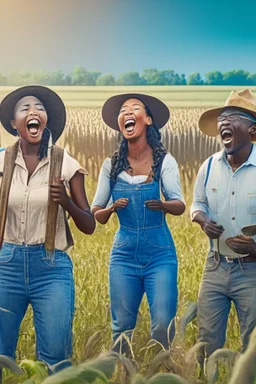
left=0, top=86, right=95, bottom=372
left=92, top=94, right=185, bottom=352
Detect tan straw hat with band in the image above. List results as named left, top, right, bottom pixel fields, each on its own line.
left=198, top=89, right=256, bottom=141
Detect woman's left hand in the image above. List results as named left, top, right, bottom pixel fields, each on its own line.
left=145, top=199, right=164, bottom=211
left=50, top=179, right=70, bottom=209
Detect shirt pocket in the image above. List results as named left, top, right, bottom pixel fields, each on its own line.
left=206, top=187, right=218, bottom=214
left=247, top=193, right=256, bottom=215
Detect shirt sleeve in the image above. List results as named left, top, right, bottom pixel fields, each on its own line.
left=0, top=149, right=6, bottom=174
left=91, top=157, right=112, bottom=208
left=160, top=153, right=185, bottom=204
left=190, top=158, right=209, bottom=220
left=61, top=149, right=88, bottom=182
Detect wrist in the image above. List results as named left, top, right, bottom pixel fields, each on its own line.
left=110, top=205, right=116, bottom=213
left=61, top=197, right=72, bottom=211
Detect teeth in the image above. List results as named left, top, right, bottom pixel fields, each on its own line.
left=125, top=119, right=135, bottom=129
left=28, top=119, right=39, bottom=125
left=221, top=129, right=232, bottom=137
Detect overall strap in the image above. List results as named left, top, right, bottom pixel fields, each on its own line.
left=204, top=156, right=213, bottom=188
left=0, top=141, right=19, bottom=249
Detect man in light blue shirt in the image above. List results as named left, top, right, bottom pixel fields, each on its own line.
left=191, top=89, right=256, bottom=362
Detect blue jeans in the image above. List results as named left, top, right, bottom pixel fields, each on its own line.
left=198, top=251, right=256, bottom=357
left=110, top=178, right=178, bottom=351
left=0, top=242, right=75, bottom=371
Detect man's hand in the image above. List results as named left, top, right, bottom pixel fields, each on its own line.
left=226, top=235, right=256, bottom=255
left=201, top=219, right=224, bottom=239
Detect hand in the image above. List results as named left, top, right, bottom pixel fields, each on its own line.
left=145, top=199, right=164, bottom=211
left=226, top=235, right=256, bottom=255
left=201, top=219, right=224, bottom=239
left=112, top=198, right=129, bottom=212
left=50, top=179, right=70, bottom=209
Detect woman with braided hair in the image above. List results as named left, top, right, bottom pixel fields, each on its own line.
left=0, top=85, right=95, bottom=372
left=92, top=94, right=185, bottom=351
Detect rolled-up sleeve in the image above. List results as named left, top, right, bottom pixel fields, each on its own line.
left=92, top=158, right=112, bottom=208
left=161, top=154, right=185, bottom=203
left=190, top=160, right=209, bottom=220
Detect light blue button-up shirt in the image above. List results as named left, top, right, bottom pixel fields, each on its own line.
left=190, top=144, right=256, bottom=257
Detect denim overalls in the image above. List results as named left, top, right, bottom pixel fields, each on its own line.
left=109, top=176, right=178, bottom=349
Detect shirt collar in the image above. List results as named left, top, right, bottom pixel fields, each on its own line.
left=217, top=144, right=256, bottom=166
left=15, top=139, right=52, bottom=169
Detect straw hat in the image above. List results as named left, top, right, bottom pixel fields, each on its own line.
left=102, top=93, right=170, bottom=131
left=199, top=89, right=256, bottom=141
left=0, top=85, right=66, bottom=143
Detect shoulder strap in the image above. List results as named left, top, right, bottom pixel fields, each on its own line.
left=204, top=156, right=213, bottom=188
left=45, top=146, right=64, bottom=254
left=0, top=141, right=19, bottom=249
left=45, top=146, right=74, bottom=254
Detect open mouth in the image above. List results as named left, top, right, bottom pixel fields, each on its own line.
left=27, top=119, right=41, bottom=137
left=124, top=119, right=136, bottom=134
left=221, top=129, right=233, bottom=146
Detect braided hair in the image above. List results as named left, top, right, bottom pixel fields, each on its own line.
left=38, top=127, right=51, bottom=160
left=110, top=104, right=167, bottom=182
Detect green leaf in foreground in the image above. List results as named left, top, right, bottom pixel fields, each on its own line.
left=148, top=372, right=189, bottom=384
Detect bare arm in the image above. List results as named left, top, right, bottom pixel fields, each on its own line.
left=145, top=199, right=185, bottom=215
left=92, top=198, right=129, bottom=225
left=50, top=172, right=96, bottom=234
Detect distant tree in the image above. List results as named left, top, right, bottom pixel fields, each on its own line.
left=247, top=73, right=256, bottom=85
left=96, top=74, right=115, bottom=85
left=64, top=74, right=72, bottom=85
left=180, top=73, right=187, bottom=85
left=205, top=71, right=223, bottom=85
left=116, top=71, right=145, bottom=85
left=48, top=70, right=66, bottom=85
left=141, top=68, right=161, bottom=85
left=222, top=70, right=250, bottom=85
left=187, top=72, right=204, bottom=85
left=72, top=66, right=101, bottom=85
left=0, top=73, right=7, bottom=85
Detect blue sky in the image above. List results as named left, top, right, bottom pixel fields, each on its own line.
left=1, top=0, right=256, bottom=76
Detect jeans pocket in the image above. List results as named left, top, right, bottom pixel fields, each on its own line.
left=41, top=249, right=72, bottom=268
left=239, top=261, right=256, bottom=277
left=112, top=232, right=128, bottom=249
left=204, top=253, right=219, bottom=272
left=143, top=227, right=172, bottom=249
left=0, top=244, right=15, bottom=264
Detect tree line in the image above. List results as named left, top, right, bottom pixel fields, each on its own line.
left=0, top=67, right=256, bottom=86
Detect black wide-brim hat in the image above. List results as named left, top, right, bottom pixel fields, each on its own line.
left=102, top=93, right=170, bottom=131
left=0, top=85, right=66, bottom=143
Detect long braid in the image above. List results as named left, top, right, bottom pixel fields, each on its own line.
left=38, top=127, right=50, bottom=160
left=146, top=124, right=167, bottom=181
left=110, top=138, right=130, bottom=182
